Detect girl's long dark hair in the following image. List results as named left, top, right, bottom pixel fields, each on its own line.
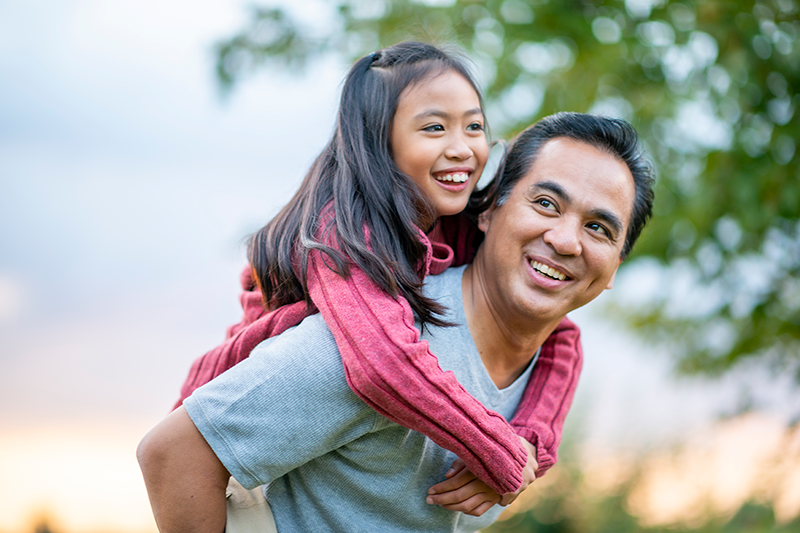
left=248, top=42, right=486, bottom=328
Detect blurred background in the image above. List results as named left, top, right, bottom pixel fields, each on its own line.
left=1, top=1, right=798, bottom=532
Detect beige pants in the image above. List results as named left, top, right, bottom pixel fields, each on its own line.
left=225, top=477, right=278, bottom=533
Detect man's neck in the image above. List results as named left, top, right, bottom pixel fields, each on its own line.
left=461, top=263, right=564, bottom=389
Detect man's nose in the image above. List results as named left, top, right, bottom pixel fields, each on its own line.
left=543, top=218, right=582, bottom=256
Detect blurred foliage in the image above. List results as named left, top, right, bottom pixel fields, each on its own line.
left=33, top=519, right=57, bottom=533
left=213, top=0, right=800, bottom=382
left=482, top=459, right=800, bottom=533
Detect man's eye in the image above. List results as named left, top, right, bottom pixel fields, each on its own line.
left=587, top=222, right=609, bottom=236
left=536, top=199, right=556, bottom=210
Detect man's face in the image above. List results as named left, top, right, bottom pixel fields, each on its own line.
left=477, top=137, right=635, bottom=326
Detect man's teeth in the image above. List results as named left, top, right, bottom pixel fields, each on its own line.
left=531, top=261, right=567, bottom=281
left=436, top=172, right=469, bottom=183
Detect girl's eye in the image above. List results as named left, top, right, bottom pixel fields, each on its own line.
left=467, top=122, right=484, bottom=132
left=587, top=222, right=609, bottom=236
left=424, top=124, right=444, bottom=132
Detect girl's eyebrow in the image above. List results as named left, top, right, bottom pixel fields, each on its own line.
left=414, top=108, right=484, bottom=120
left=528, top=180, right=624, bottom=236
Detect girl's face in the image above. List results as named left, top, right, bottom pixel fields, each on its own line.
left=390, top=70, right=489, bottom=227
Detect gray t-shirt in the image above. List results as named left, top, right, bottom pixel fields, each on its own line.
left=185, top=266, right=538, bottom=533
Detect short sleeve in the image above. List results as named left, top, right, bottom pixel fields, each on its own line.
left=184, top=315, right=379, bottom=489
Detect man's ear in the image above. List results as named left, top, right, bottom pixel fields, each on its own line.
left=605, top=257, right=623, bottom=290
left=477, top=208, right=494, bottom=233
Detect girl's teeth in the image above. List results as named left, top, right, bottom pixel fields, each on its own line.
left=437, top=172, right=468, bottom=183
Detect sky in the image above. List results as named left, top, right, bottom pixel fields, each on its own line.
left=1, top=1, right=798, bottom=532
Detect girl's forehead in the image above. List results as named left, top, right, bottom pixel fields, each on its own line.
left=397, top=69, right=481, bottom=104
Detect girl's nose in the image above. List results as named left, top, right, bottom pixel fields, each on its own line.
left=543, top=219, right=582, bottom=257
left=444, top=134, right=473, bottom=160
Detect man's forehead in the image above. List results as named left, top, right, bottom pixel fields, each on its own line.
left=527, top=137, right=609, bottom=174
left=515, top=137, right=635, bottom=228
left=525, top=137, right=631, bottom=187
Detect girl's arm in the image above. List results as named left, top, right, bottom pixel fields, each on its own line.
left=509, top=317, right=582, bottom=477
left=307, top=214, right=582, bottom=494
left=175, top=216, right=582, bottom=492
left=306, top=246, right=528, bottom=494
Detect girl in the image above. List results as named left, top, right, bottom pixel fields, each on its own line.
left=176, top=41, right=582, bottom=498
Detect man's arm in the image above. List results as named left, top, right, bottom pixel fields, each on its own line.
left=137, top=406, right=230, bottom=533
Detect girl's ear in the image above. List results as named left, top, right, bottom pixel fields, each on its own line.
left=477, top=208, right=493, bottom=233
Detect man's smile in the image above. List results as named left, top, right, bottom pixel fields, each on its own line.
left=529, top=260, right=568, bottom=281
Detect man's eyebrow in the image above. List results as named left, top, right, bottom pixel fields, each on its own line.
left=529, top=180, right=570, bottom=202
left=413, top=107, right=484, bottom=120
left=588, top=207, right=624, bottom=237
left=528, top=180, right=624, bottom=237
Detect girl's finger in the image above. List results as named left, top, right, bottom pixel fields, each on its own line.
left=445, top=458, right=467, bottom=478
left=428, top=467, right=476, bottom=495
left=440, top=493, right=498, bottom=515
left=468, top=501, right=496, bottom=517
left=428, top=479, right=499, bottom=507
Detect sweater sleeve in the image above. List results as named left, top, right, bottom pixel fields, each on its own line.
left=509, top=318, right=582, bottom=478
left=306, top=244, right=529, bottom=495
left=436, top=213, right=584, bottom=479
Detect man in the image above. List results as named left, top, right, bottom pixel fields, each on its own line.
left=138, top=112, right=655, bottom=533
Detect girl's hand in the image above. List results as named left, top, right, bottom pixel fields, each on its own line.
left=426, top=438, right=539, bottom=515
left=426, top=459, right=500, bottom=517
left=499, top=437, right=538, bottom=506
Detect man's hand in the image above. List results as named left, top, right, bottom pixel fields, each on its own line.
left=426, top=437, right=538, bottom=516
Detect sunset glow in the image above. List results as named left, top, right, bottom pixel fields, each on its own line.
left=0, top=423, right=157, bottom=533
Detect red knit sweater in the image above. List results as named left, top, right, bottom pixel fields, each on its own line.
left=175, top=214, right=583, bottom=494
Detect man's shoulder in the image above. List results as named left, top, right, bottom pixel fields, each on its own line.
left=185, top=311, right=381, bottom=490
left=423, top=265, right=466, bottom=310
left=185, top=312, right=350, bottom=419
left=251, top=313, right=336, bottom=360
left=245, top=313, right=351, bottom=390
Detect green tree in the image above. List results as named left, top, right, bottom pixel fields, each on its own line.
left=483, top=468, right=800, bottom=532
left=214, top=0, right=800, bottom=381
